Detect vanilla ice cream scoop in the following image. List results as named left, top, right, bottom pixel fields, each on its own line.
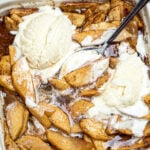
left=14, top=6, right=75, bottom=69
left=103, top=53, right=149, bottom=108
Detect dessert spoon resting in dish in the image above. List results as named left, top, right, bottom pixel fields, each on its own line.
left=79, top=0, right=150, bottom=55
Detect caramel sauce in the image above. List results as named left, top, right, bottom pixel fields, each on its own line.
left=0, top=20, right=14, bottom=58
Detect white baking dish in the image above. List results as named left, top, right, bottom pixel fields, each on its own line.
left=0, top=0, right=150, bottom=149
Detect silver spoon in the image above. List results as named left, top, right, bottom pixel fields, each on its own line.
left=59, top=0, right=150, bottom=75
left=80, top=0, right=150, bottom=55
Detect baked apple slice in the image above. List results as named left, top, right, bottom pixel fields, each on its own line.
left=5, top=101, right=24, bottom=140
left=46, top=130, right=94, bottom=150
left=16, top=135, right=52, bottom=150
left=12, top=57, right=36, bottom=102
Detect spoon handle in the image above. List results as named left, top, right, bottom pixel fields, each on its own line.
left=107, top=0, right=150, bottom=44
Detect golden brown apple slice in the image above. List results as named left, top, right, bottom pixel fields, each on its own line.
left=84, top=21, right=120, bottom=31
left=71, top=123, right=82, bottom=133
left=134, top=16, right=144, bottom=28
left=114, top=29, right=132, bottom=42
left=12, top=57, right=36, bottom=102
left=83, top=134, right=93, bottom=143
left=0, top=55, right=11, bottom=75
left=110, top=0, right=124, bottom=8
left=18, top=145, right=28, bottom=150
left=39, top=101, right=57, bottom=116
left=49, top=78, right=70, bottom=91
left=109, top=57, right=119, bottom=69
left=9, top=45, right=17, bottom=65
left=64, top=13, right=85, bottom=27
left=19, top=109, right=29, bottom=137
left=0, top=75, right=16, bottom=91
left=73, top=30, right=104, bottom=43
left=117, top=128, right=132, bottom=136
left=65, top=59, right=109, bottom=87
left=71, top=100, right=94, bottom=118
left=84, top=2, right=110, bottom=19
left=92, top=139, right=105, bottom=150
left=4, top=122, right=19, bottom=150
left=79, top=89, right=100, bottom=97
left=144, top=94, right=150, bottom=107
left=93, top=12, right=107, bottom=24
left=92, top=2, right=111, bottom=13
left=40, top=102, right=71, bottom=134
left=4, top=16, right=18, bottom=31
left=50, top=108, right=71, bottom=134
left=144, top=122, right=150, bottom=137
left=125, top=20, right=138, bottom=48
left=5, top=101, right=24, bottom=140
left=83, top=12, right=106, bottom=30
left=80, top=118, right=111, bottom=141
left=108, top=5, right=123, bottom=21
left=40, top=102, right=71, bottom=133
left=10, top=8, right=38, bottom=17
left=16, top=135, right=52, bottom=150
left=28, top=106, right=51, bottom=129
left=96, top=73, right=110, bottom=88
left=5, top=13, right=22, bottom=31
left=64, top=65, right=92, bottom=87
left=84, top=7, right=93, bottom=19
left=46, top=130, right=94, bottom=150
left=11, top=14, right=23, bottom=22
left=109, top=0, right=134, bottom=21
left=60, top=2, right=97, bottom=12
left=1, top=55, right=10, bottom=62
left=143, top=137, right=150, bottom=148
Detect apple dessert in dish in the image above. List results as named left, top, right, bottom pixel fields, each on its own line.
left=0, top=0, right=150, bottom=149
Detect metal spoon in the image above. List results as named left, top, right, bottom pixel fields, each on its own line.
left=59, top=0, right=150, bottom=75
left=80, top=0, right=150, bottom=55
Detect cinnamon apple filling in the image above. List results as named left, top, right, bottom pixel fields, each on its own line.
left=0, top=0, right=150, bottom=150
